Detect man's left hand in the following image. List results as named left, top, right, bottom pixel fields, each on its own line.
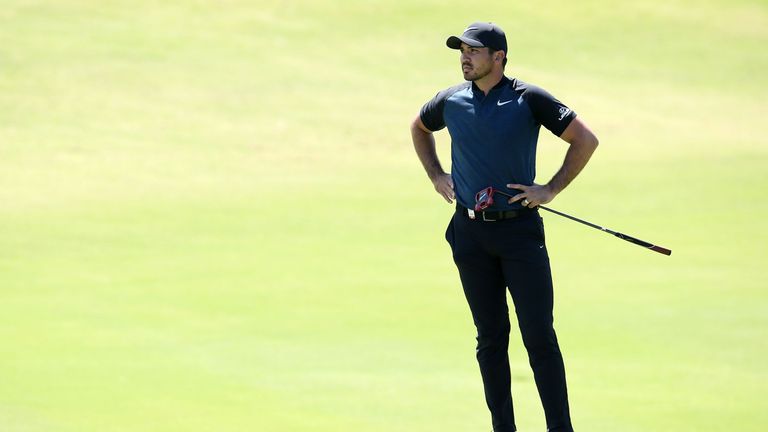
left=506, top=183, right=556, bottom=208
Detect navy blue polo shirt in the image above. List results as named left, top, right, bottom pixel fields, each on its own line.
left=419, top=76, right=576, bottom=211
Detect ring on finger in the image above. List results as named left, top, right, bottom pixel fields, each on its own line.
left=522, top=199, right=530, bottom=207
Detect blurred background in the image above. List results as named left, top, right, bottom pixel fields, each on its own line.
left=1, top=1, right=766, bottom=431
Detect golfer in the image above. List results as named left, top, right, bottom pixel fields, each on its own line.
left=410, top=22, right=598, bottom=432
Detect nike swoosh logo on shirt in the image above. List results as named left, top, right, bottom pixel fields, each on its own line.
left=497, top=99, right=514, bottom=106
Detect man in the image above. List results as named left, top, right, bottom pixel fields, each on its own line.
left=410, top=22, right=599, bottom=432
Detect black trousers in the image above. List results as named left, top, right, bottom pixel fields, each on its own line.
left=445, top=207, right=574, bottom=432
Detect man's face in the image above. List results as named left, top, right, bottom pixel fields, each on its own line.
left=459, top=43, right=494, bottom=81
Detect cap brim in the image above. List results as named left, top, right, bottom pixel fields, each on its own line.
left=446, top=35, right=484, bottom=49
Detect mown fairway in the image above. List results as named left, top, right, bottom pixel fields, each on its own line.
left=1, top=1, right=766, bottom=431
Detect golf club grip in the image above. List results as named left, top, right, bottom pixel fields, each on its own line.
left=613, top=232, right=672, bottom=256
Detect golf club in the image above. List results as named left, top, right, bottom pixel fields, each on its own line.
left=474, top=187, right=672, bottom=256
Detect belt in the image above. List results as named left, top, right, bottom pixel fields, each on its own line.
left=458, top=205, right=534, bottom=222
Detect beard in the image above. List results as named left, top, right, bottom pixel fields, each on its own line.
left=462, top=61, right=493, bottom=82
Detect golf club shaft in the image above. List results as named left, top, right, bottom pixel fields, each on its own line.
left=492, top=190, right=671, bottom=256
left=538, top=205, right=672, bottom=256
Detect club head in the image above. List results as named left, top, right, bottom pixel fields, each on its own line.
left=474, top=187, right=495, bottom=211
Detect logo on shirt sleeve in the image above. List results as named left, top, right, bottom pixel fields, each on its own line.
left=558, top=107, right=572, bottom=121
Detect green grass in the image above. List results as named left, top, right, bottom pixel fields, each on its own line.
left=1, top=1, right=767, bottom=431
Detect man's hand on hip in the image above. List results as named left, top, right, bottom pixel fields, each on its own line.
left=433, top=173, right=455, bottom=204
left=506, top=183, right=556, bottom=208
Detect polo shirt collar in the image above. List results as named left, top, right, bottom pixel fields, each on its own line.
left=471, top=75, right=511, bottom=95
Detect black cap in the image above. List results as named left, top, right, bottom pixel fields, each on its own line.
left=446, top=22, right=507, bottom=53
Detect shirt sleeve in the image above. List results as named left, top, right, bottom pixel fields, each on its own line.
left=523, top=85, right=577, bottom=136
left=418, top=90, right=448, bottom=132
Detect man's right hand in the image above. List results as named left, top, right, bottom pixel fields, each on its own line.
left=432, top=173, right=455, bottom=204
left=411, top=115, right=454, bottom=204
